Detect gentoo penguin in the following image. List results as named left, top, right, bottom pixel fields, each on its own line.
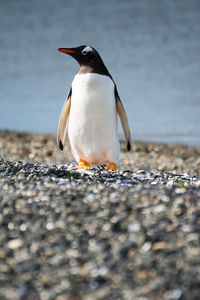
left=57, top=45, right=131, bottom=171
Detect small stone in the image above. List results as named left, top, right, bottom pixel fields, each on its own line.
left=86, top=193, right=95, bottom=201
left=151, top=181, right=158, bottom=185
left=195, top=180, right=200, bottom=186
left=0, top=250, right=7, bottom=259
left=8, top=223, right=14, bottom=230
left=137, top=269, right=148, bottom=279
left=152, top=241, right=167, bottom=250
left=46, top=222, right=54, bottom=230
left=98, top=266, right=109, bottom=276
left=166, top=180, right=174, bottom=187
left=181, top=225, right=192, bottom=232
left=175, top=187, right=186, bottom=194
left=57, top=180, right=70, bottom=185
left=128, top=222, right=141, bottom=232
left=153, top=204, right=166, bottom=213
left=141, top=242, right=152, bottom=253
left=7, top=239, right=23, bottom=249
left=164, top=288, right=182, bottom=299
left=20, top=224, right=27, bottom=231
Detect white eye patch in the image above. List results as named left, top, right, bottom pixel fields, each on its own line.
left=82, top=46, right=93, bottom=55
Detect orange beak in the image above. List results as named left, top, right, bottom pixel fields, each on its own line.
left=57, top=48, right=75, bottom=54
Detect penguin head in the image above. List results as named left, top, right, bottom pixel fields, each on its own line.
left=58, top=45, right=110, bottom=76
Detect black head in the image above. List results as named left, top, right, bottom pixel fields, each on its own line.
left=58, top=45, right=111, bottom=76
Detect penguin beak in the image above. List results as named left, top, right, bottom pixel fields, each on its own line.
left=58, top=48, right=75, bottom=54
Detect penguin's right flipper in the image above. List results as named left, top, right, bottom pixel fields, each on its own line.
left=57, top=88, right=72, bottom=150
left=114, top=86, right=132, bottom=151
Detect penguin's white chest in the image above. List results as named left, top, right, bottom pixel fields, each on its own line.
left=68, top=73, right=119, bottom=165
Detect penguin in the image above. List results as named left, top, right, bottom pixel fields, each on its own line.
left=57, top=45, right=131, bottom=171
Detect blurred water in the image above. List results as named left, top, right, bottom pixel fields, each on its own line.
left=0, top=0, right=200, bottom=145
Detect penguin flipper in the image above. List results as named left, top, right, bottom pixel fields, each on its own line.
left=115, top=86, right=132, bottom=151
left=57, top=88, right=72, bottom=150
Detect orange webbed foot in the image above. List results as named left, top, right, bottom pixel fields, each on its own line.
left=105, top=162, right=117, bottom=171
left=77, top=159, right=90, bottom=170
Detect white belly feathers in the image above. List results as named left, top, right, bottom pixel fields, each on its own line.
left=68, top=73, right=120, bottom=165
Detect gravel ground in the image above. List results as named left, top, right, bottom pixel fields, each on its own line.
left=0, top=130, right=200, bottom=300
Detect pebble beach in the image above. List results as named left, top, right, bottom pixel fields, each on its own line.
left=0, top=130, right=200, bottom=300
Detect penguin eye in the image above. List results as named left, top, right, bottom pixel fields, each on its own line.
left=82, top=50, right=88, bottom=55
left=81, top=46, right=93, bottom=56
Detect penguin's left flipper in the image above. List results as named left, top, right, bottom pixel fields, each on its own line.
left=115, top=86, right=132, bottom=151
left=57, top=87, right=72, bottom=150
